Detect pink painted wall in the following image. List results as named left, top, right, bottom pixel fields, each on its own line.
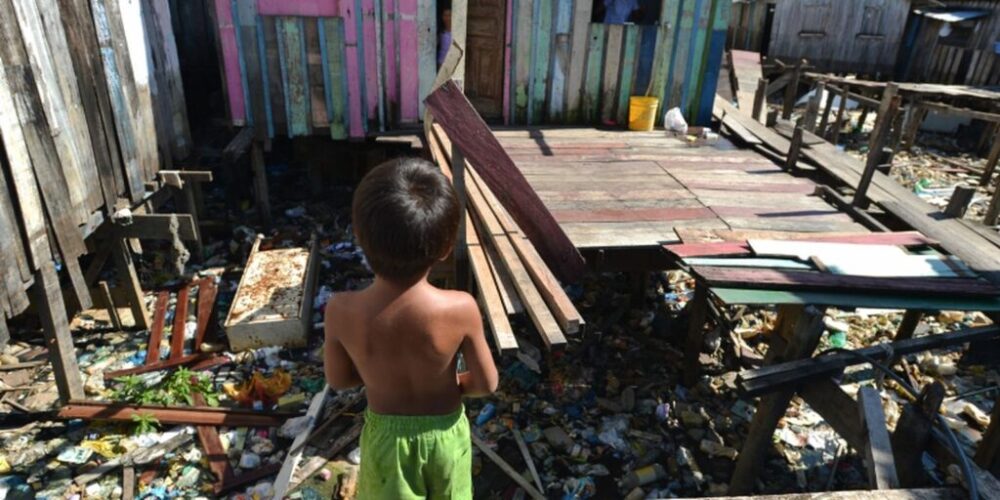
left=257, top=0, right=339, bottom=17
left=398, top=0, right=419, bottom=122
left=214, top=0, right=246, bottom=124
left=341, top=0, right=365, bottom=136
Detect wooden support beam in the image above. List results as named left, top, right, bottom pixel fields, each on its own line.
left=853, top=84, right=900, bottom=209
left=945, top=186, right=976, bottom=218
left=33, top=259, right=85, bottom=402
left=222, top=127, right=254, bottom=163
left=157, top=170, right=214, bottom=183
left=814, top=186, right=891, bottom=232
left=980, top=127, right=1000, bottom=186
left=784, top=125, right=804, bottom=171
left=730, top=306, right=825, bottom=494
left=683, top=283, right=710, bottom=386
left=752, top=77, right=766, bottom=124
left=901, top=105, right=928, bottom=152
left=858, top=386, right=899, bottom=489
left=781, top=60, right=805, bottom=120
left=250, top=141, right=272, bottom=227
left=985, top=183, right=1000, bottom=227
left=169, top=285, right=189, bottom=360
left=111, top=239, right=150, bottom=330
left=975, top=394, right=1000, bottom=475
left=921, top=101, right=1000, bottom=124
left=831, top=85, right=849, bottom=144
left=892, top=382, right=944, bottom=487
left=802, top=82, right=824, bottom=132
left=818, top=84, right=835, bottom=136
left=98, top=281, right=122, bottom=330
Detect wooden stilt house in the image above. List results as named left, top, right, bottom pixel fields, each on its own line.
left=208, top=0, right=732, bottom=138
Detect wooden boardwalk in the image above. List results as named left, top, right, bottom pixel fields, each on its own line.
left=494, top=127, right=866, bottom=249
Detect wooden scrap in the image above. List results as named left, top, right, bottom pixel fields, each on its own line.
left=664, top=231, right=935, bottom=258
left=471, top=433, right=546, bottom=500
left=146, top=292, right=169, bottom=364
left=893, top=382, right=945, bottom=487
left=122, top=466, right=135, bottom=500
left=98, top=281, right=123, bottom=330
left=425, top=81, right=586, bottom=283
left=169, top=284, right=190, bottom=360
left=858, top=386, right=899, bottom=489
left=273, top=386, right=330, bottom=497
left=195, top=277, right=219, bottom=348
left=103, top=354, right=231, bottom=381
left=513, top=427, right=544, bottom=494
left=116, top=214, right=198, bottom=241
left=57, top=401, right=301, bottom=427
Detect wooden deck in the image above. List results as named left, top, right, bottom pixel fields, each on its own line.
left=493, top=127, right=866, bottom=250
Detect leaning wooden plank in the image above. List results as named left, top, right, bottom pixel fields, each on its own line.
left=57, top=401, right=301, bottom=427
left=0, top=160, right=31, bottom=314
left=858, top=386, right=900, bottom=489
left=690, top=266, right=999, bottom=297
left=472, top=433, right=546, bottom=500
left=547, top=0, right=572, bottom=122
left=565, top=0, right=592, bottom=123
left=694, top=0, right=730, bottom=124
left=582, top=23, right=605, bottom=124
left=426, top=127, right=517, bottom=351
left=141, top=0, right=176, bottom=171
left=12, top=0, right=97, bottom=223
left=273, top=386, right=331, bottom=497
left=464, top=160, right=583, bottom=334
left=33, top=259, right=86, bottom=402
left=0, top=46, right=50, bottom=268
left=425, top=81, right=587, bottom=283
left=117, top=0, right=162, bottom=179
left=600, top=24, right=623, bottom=123
left=0, top=3, right=87, bottom=264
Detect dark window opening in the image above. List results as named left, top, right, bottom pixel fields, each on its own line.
left=591, top=0, right=661, bottom=25
left=938, top=21, right=976, bottom=48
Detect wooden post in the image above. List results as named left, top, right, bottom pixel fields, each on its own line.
left=818, top=83, right=835, bottom=136
left=730, top=306, right=826, bottom=494
left=452, top=146, right=469, bottom=292
left=901, top=105, right=928, bottom=152
left=830, top=85, right=849, bottom=144
left=781, top=60, right=804, bottom=120
left=752, top=77, right=766, bottom=124
left=853, top=84, right=900, bottom=209
left=895, top=310, right=924, bottom=342
left=892, top=382, right=944, bottom=486
left=98, top=281, right=123, bottom=330
left=33, top=259, right=85, bottom=402
left=802, top=82, right=824, bottom=132
left=980, top=127, right=1000, bottom=186
left=975, top=394, right=1000, bottom=475
left=111, top=239, right=151, bottom=330
left=858, top=386, right=900, bottom=489
left=173, top=183, right=203, bottom=261
left=985, top=183, right=1000, bottom=226
left=250, top=141, right=272, bottom=227
left=683, top=283, right=710, bottom=386
left=945, top=185, right=976, bottom=218
left=785, top=125, right=804, bottom=171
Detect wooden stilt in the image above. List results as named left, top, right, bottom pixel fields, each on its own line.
left=111, top=239, right=151, bottom=330
left=781, top=60, right=804, bottom=120
left=730, top=306, right=826, bottom=494
left=892, top=382, right=944, bottom=487
left=173, top=183, right=203, bottom=261
left=858, top=386, right=900, bottom=489
left=945, top=186, right=976, bottom=218
left=985, top=182, right=1000, bottom=226
left=853, top=84, right=900, bottom=209
left=785, top=125, right=804, bottom=171
left=802, top=82, right=824, bottom=132
left=901, top=105, right=928, bottom=152
left=895, top=310, right=924, bottom=342
left=33, top=259, right=85, bottom=402
left=752, top=77, right=766, bottom=123
left=830, top=85, right=848, bottom=144
left=98, top=281, right=123, bottom=330
left=250, top=141, right=272, bottom=227
left=979, top=126, right=1000, bottom=186
left=818, top=83, right=835, bottom=136
left=975, top=394, right=1000, bottom=475
left=683, top=283, right=710, bottom=386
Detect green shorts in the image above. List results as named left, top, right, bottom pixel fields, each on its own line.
left=359, top=405, right=472, bottom=500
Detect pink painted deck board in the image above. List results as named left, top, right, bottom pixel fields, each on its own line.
left=361, top=0, right=379, bottom=122
left=398, top=0, right=419, bottom=122
left=257, top=0, right=339, bottom=16
left=341, top=0, right=365, bottom=137
left=502, top=0, right=513, bottom=124
left=552, top=207, right=717, bottom=223
left=383, top=0, right=398, bottom=120
left=214, top=0, right=246, bottom=124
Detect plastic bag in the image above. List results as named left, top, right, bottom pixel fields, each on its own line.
left=664, top=107, right=688, bottom=134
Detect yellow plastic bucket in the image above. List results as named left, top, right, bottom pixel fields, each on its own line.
left=628, top=96, right=659, bottom=131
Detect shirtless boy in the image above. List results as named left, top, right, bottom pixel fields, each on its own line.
left=323, top=158, right=499, bottom=499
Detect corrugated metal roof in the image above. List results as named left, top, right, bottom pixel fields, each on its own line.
left=915, top=9, right=991, bottom=23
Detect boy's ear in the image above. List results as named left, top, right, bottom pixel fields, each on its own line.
left=439, top=244, right=454, bottom=262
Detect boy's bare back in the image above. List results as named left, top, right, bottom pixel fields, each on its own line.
left=324, top=278, right=496, bottom=415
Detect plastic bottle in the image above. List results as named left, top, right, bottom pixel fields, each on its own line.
left=620, top=463, right=668, bottom=491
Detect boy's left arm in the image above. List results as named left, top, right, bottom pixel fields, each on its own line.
left=324, top=298, right=364, bottom=390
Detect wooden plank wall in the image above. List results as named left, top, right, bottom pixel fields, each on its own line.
left=903, top=1, right=1000, bottom=86
left=212, top=0, right=730, bottom=135
left=769, top=0, right=911, bottom=76
left=0, top=0, right=188, bottom=336
left=727, top=0, right=770, bottom=53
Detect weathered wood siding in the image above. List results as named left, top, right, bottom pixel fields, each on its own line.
left=213, top=0, right=730, bottom=135
left=769, top=0, right=911, bottom=75
left=728, top=0, right=772, bottom=52
left=902, top=1, right=1000, bottom=85
left=0, top=0, right=189, bottom=333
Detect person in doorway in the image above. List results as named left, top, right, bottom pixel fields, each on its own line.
left=323, top=158, right=499, bottom=499
left=603, top=0, right=638, bottom=24
left=438, top=8, right=452, bottom=66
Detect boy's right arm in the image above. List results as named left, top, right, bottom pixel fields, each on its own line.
left=456, top=294, right=499, bottom=397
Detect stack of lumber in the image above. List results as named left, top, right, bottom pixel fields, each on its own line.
left=0, top=0, right=191, bottom=340
left=427, top=123, right=584, bottom=353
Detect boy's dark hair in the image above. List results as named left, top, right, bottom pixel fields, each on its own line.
left=352, top=158, right=460, bottom=282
